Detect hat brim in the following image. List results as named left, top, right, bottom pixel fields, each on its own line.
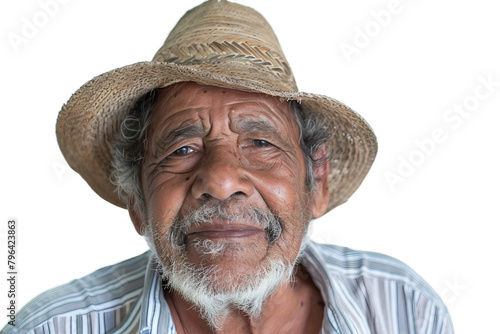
left=56, top=61, right=377, bottom=213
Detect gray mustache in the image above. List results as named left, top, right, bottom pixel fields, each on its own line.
left=169, top=204, right=283, bottom=247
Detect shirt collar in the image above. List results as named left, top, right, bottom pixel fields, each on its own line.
left=139, top=253, right=176, bottom=334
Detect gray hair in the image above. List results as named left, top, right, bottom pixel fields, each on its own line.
left=110, top=89, right=331, bottom=218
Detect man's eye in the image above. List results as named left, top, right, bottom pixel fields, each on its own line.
left=172, top=146, right=193, bottom=156
left=253, top=139, right=271, bottom=147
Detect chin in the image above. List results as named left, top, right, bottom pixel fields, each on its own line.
left=143, top=205, right=310, bottom=329
left=159, top=245, right=295, bottom=330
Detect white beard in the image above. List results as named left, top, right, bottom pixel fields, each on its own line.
left=143, top=204, right=309, bottom=330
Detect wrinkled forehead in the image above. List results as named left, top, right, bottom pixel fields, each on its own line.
left=149, top=81, right=300, bottom=136
left=155, top=81, right=290, bottom=112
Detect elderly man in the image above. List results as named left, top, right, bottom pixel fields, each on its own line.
left=4, top=1, right=453, bottom=333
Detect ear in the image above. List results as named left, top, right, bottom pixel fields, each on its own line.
left=309, top=146, right=330, bottom=219
left=128, top=195, right=146, bottom=236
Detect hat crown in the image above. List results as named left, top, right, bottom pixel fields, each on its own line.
left=153, top=0, right=297, bottom=91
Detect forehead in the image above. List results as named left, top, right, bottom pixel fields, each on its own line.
left=149, top=82, right=297, bottom=131
left=155, top=81, right=285, bottom=108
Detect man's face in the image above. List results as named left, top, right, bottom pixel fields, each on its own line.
left=134, top=82, right=326, bottom=295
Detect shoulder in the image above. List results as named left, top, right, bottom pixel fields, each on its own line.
left=2, top=252, right=150, bottom=334
left=307, top=241, right=440, bottom=298
left=305, top=242, right=454, bottom=333
left=309, top=241, right=427, bottom=284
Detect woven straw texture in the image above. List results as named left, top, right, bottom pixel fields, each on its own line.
left=56, top=0, right=377, bottom=212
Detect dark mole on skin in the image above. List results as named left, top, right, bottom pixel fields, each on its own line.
left=185, top=177, right=190, bottom=181
left=300, top=302, right=304, bottom=307
left=204, top=90, right=207, bottom=93
left=222, top=91, right=226, bottom=94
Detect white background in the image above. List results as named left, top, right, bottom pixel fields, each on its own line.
left=1, top=0, right=499, bottom=332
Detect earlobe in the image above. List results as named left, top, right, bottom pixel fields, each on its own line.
left=128, top=196, right=145, bottom=236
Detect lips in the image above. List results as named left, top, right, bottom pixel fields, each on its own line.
left=186, top=223, right=266, bottom=240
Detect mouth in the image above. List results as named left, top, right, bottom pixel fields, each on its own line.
left=186, top=224, right=266, bottom=240
left=170, top=206, right=283, bottom=247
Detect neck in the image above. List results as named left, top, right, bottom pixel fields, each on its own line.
left=164, top=264, right=324, bottom=334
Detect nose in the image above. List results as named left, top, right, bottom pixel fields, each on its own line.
left=191, top=145, right=254, bottom=201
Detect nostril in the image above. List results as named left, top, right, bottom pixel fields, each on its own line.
left=199, top=191, right=246, bottom=202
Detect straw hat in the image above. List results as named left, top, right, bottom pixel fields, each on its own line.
left=56, top=0, right=377, bottom=213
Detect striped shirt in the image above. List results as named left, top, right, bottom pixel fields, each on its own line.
left=2, top=241, right=453, bottom=333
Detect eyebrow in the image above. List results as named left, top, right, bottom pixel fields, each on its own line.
left=235, top=118, right=293, bottom=150
left=153, top=123, right=205, bottom=158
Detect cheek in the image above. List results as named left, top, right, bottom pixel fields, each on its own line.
left=252, top=159, right=308, bottom=210
left=251, top=162, right=310, bottom=239
left=145, top=174, right=193, bottom=233
left=251, top=157, right=311, bottom=252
